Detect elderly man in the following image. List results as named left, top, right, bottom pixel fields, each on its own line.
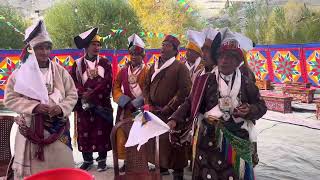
left=71, top=28, right=113, bottom=172
left=168, top=38, right=267, bottom=179
left=144, top=35, right=192, bottom=180
left=220, top=28, right=256, bottom=83
left=4, top=20, right=78, bottom=179
left=184, top=30, right=206, bottom=83
left=112, top=34, right=149, bottom=169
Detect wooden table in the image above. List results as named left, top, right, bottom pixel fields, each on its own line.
left=284, top=82, right=311, bottom=89
left=261, top=91, right=293, bottom=113
left=256, top=79, right=271, bottom=90
left=282, top=88, right=315, bottom=103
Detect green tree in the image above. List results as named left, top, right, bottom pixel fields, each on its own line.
left=244, top=0, right=272, bottom=44
left=0, top=6, right=28, bottom=49
left=129, top=0, right=204, bottom=48
left=293, top=4, right=320, bottom=43
left=211, top=0, right=320, bottom=44
left=266, top=1, right=320, bottom=44
left=44, top=0, right=143, bottom=49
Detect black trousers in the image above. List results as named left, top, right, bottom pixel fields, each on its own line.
left=82, top=152, right=107, bottom=162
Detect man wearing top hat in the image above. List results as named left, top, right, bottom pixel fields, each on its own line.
left=201, top=27, right=221, bottom=73
left=112, top=33, right=149, bottom=167
left=184, top=30, right=206, bottom=83
left=4, top=20, right=78, bottom=179
left=143, top=35, right=192, bottom=180
left=71, top=28, right=113, bottom=172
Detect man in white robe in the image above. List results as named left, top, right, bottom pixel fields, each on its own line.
left=4, top=20, right=78, bottom=179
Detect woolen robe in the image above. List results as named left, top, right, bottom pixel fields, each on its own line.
left=70, top=56, right=113, bottom=153
left=170, top=72, right=267, bottom=179
left=4, top=62, right=78, bottom=179
left=144, top=59, right=192, bottom=169
left=112, top=65, right=149, bottom=159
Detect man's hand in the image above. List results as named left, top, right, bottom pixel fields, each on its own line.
left=48, top=105, right=63, bottom=117
left=233, top=103, right=250, bottom=118
left=143, top=104, right=155, bottom=112
left=33, top=104, right=50, bottom=114
left=167, top=120, right=177, bottom=130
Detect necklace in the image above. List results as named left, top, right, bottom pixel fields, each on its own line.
left=128, top=65, right=143, bottom=84
left=42, top=61, right=55, bottom=95
left=84, top=56, right=99, bottom=79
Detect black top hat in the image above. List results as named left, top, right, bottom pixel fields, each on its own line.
left=210, top=32, right=222, bottom=61
left=24, top=20, right=43, bottom=44
left=74, top=27, right=98, bottom=49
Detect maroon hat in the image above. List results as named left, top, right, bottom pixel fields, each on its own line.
left=163, top=35, right=180, bottom=49
left=218, top=39, right=245, bottom=62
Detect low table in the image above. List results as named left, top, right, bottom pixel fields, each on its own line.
left=283, top=88, right=315, bottom=103
left=261, top=91, right=293, bottom=113
left=313, top=100, right=320, bottom=120
left=284, top=82, right=311, bottom=89
left=256, top=79, right=271, bottom=90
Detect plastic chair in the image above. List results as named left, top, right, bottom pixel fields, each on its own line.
left=111, top=119, right=161, bottom=180
left=0, top=115, right=14, bottom=177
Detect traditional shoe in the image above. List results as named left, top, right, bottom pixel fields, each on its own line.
left=173, top=175, right=184, bottom=180
left=97, top=160, right=107, bottom=172
left=160, top=167, right=170, bottom=175
left=119, top=164, right=126, bottom=172
left=79, top=161, right=93, bottom=171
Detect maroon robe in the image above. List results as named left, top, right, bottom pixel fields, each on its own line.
left=71, top=56, right=113, bottom=152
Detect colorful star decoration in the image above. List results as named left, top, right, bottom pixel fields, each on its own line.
left=273, top=51, right=300, bottom=82
left=247, top=51, right=268, bottom=80
left=307, top=50, right=320, bottom=84
left=0, top=57, right=20, bottom=86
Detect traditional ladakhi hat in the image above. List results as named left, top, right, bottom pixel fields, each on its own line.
left=202, top=27, right=220, bottom=48
left=128, top=33, right=145, bottom=56
left=185, top=30, right=206, bottom=55
left=15, top=20, right=52, bottom=104
left=218, top=28, right=254, bottom=62
left=74, top=27, right=102, bottom=49
left=24, top=20, right=52, bottom=48
left=163, top=35, right=180, bottom=49
left=202, top=27, right=222, bottom=61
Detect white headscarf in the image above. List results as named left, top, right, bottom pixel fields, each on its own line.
left=14, top=20, right=52, bottom=104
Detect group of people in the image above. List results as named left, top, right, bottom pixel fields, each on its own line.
left=4, top=19, right=266, bottom=180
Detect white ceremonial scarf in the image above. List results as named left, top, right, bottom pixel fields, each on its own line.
left=185, top=57, right=202, bottom=81
left=82, top=56, right=105, bottom=84
left=205, top=67, right=257, bottom=142
left=151, top=57, right=175, bottom=82
left=128, top=64, right=144, bottom=97
left=14, top=52, right=49, bottom=104
left=204, top=68, right=241, bottom=120
left=125, top=111, right=170, bottom=151
left=39, top=62, right=63, bottom=104
left=214, top=67, right=242, bottom=111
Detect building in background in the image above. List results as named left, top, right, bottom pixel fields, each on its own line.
left=0, top=0, right=56, bottom=21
